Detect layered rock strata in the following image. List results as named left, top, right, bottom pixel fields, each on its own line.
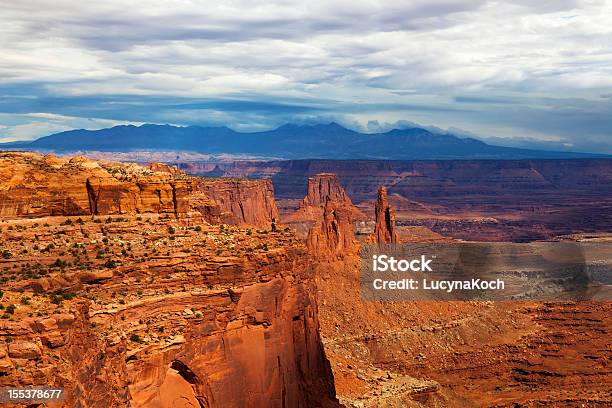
left=0, top=153, right=337, bottom=407
left=215, top=159, right=612, bottom=241
left=197, top=178, right=280, bottom=229
left=0, top=153, right=278, bottom=230
left=373, top=186, right=399, bottom=244
left=0, top=216, right=338, bottom=407
left=287, top=174, right=365, bottom=223
left=306, top=198, right=357, bottom=259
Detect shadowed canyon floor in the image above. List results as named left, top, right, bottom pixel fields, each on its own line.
left=0, top=152, right=610, bottom=407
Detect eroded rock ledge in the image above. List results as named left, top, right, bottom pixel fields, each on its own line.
left=0, top=152, right=278, bottom=230
left=0, top=153, right=338, bottom=408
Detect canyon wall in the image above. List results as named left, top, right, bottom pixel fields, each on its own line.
left=0, top=153, right=338, bottom=407
left=211, top=158, right=612, bottom=203
left=0, top=219, right=338, bottom=407
left=197, top=178, right=280, bottom=229
left=203, top=158, right=612, bottom=241
left=0, top=153, right=278, bottom=230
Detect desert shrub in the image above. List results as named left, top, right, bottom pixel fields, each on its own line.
left=52, top=259, right=67, bottom=268
left=103, top=259, right=117, bottom=269
left=50, top=294, right=62, bottom=305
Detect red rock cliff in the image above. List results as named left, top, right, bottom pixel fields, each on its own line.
left=0, top=153, right=201, bottom=218
left=0, top=154, right=279, bottom=230
left=306, top=198, right=357, bottom=259
left=196, top=178, right=280, bottom=229
left=0, top=178, right=338, bottom=407
left=303, top=173, right=351, bottom=207
left=373, top=186, right=399, bottom=244
left=288, top=173, right=365, bottom=223
left=145, top=162, right=185, bottom=176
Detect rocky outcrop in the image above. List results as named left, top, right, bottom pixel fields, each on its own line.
left=219, top=159, right=612, bottom=241
left=287, top=174, right=365, bottom=223
left=145, top=162, right=185, bottom=176
left=197, top=178, right=279, bottom=229
left=0, top=153, right=279, bottom=229
left=0, top=153, right=197, bottom=218
left=294, top=174, right=361, bottom=258
left=302, top=173, right=352, bottom=208
left=219, top=159, right=612, bottom=202
left=0, top=210, right=338, bottom=407
left=0, top=153, right=99, bottom=217
left=85, top=174, right=195, bottom=216
left=373, top=186, right=399, bottom=244
left=306, top=198, right=357, bottom=259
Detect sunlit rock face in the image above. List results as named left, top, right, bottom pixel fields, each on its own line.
left=0, top=153, right=339, bottom=408
left=373, top=186, right=399, bottom=244
left=196, top=178, right=280, bottom=230
left=287, top=173, right=366, bottom=224
left=306, top=198, right=357, bottom=259
left=0, top=153, right=280, bottom=231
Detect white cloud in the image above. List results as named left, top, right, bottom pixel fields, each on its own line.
left=0, top=0, right=611, bottom=151
left=0, top=113, right=141, bottom=142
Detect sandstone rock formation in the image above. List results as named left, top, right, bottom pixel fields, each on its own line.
left=302, top=173, right=351, bottom=208
left=219, top=158, right=612, bottom=241
left=3, top=152, right=610, bottom=407
left=287, top=173, right=365, bottom=223
left=197, top=178, right=279, bottom=229
left=0, top=153, right=278, bottom=230
left=306, top=198, right=357, bottom=259
left=0, top=152, right=197, bottom=218
left=373, top=186, right=399, bottom=244
left=145, top=162, right=185, bottom=176
left=0, top=214, right=338, bottom=407
left=282, top=173, right=361, bottom=258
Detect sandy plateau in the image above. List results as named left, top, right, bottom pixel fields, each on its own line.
left=0, top=152, right=610, bottom=407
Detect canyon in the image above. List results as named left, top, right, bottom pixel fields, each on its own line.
left=0, top=153, right=337, bottom=407
left=180, top=158, right=612, bottom=242
left=0, top=152, right=610, bottom=407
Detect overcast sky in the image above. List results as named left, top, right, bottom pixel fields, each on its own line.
left=1, top=0, right=611, bottom=152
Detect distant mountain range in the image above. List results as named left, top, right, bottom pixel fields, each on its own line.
left=3, top=123, right=609, bottom=160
